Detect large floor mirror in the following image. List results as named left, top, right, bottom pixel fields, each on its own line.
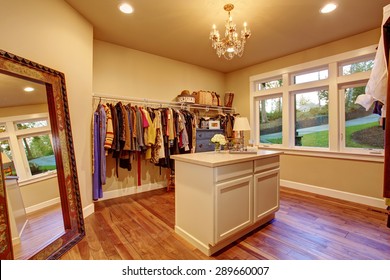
left=0, top=50, right=84, bottom=259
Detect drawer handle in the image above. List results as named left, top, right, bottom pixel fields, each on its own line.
left=198, top=134, right=202, bottom=137
left=199, top=144, right=203, bottom=148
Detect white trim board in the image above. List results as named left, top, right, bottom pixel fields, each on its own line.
left=281, top=179, right=386, bottom=209
left=25, top=197, right=60, bottom=214
left=83, top=203, right=95, bottom=218
left=100, top=181, right=166, bottom=201
left=81, top=181, right=166, bottom=219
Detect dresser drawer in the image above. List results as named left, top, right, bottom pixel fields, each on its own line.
left=215, top=161, right=253, bottom=182
left=196, top=129, right=224, bottom=153
left=196, top=129, right=223, bottom=140
left=196, top=140, right=214, bottom=152
left=254, top=156, right=279, bottom=173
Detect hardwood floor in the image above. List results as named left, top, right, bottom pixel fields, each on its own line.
left=60, top=187, right=390, bottom=260
left=13, top=203, right=64, bottom=260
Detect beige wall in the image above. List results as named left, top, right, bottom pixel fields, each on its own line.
left=0, top=104, right=48, bottom=118
left=280, top=155, right=384, bottom=198
left=93, top=40, right=226, bottom=192
left=0, top=0, right=94, bottom=210
left=93, top=40, right=225, bottom=100
left=226, top=28, right=384, bottom=199
left=20, top=177, right=59, bottom=209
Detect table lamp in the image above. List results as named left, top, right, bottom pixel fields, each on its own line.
left=232, top=117, right=251, bottom=151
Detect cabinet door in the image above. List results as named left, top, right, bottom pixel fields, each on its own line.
left=215, top=175, right=253, bottom=244
left=253, top=168, right=279, bottom=222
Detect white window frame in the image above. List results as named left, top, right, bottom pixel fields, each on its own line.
left=0, top=113, right=56, bottom=184
left=250, top=45, right=382, bottom=162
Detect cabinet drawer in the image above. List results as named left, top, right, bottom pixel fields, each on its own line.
left=196, top=140, right=214, bottom=152
left=196, top=129, right=223, bottom=140
left=215, top=161, right=253, bottom=182
left=254, top=156, right=279, bottom=173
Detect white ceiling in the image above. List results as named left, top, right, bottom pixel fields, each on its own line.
left=64, top=0, right=390, bottom=73
left=0, top=74, right=47, bottom=108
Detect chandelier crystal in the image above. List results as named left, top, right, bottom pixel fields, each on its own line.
left=209, top=3, right=251, bottom=60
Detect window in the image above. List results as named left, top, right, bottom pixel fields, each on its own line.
left=342, top=85, right=383, bottom=150
left=250, top=44, right=381, bottom=158
left=22, top=134, right=56, bottom=175
left=294, top=89, right=329, bottom=147
left=292, top=68, right=328, bottom=84
left=339, top=56, right=374, bottom=76
left=256, top=78, right=283, bottom=91
left=16, top=119, right=48, bottom=130
left=0, top=114, right=56, bottom=181
left=259, top=96, right=283, bottom=144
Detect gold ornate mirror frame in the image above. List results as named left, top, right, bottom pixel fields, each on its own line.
left=0, top=50, right=84, bottom=259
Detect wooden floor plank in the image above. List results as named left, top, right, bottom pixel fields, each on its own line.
left=60, top=187, right=390, bottom=260
left=13, top=203, right=64, bottom=260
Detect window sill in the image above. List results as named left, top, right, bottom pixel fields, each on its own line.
left=257, top=145, right=384, bottom=163
left=19, top=171, right=57, bottom=187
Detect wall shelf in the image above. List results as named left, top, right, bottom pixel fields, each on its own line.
left=92, top=93, right=235, bottom=113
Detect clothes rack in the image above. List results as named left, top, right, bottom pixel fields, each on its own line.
left=92, top=93, right=235, bottom=113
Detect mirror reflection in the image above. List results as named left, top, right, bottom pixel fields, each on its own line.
left=0, top=73, right=64, bottom=259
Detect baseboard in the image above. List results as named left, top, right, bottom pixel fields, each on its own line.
left=25, top=197, right=60, bottom=214
left=82, top=181, right=167, bottom=218
left=281, top=179, right=386, bottom=209
left=24, top=182, right=166, bottom=219
left=83, top=203, right=95, bottom=218
left=101, top=181, right=166, bottom=201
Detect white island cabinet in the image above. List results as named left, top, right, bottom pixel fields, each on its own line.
left=171, top=150, right=282, bottom=256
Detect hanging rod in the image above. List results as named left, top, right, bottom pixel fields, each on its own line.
left=92, top=93, right=235, bottom=112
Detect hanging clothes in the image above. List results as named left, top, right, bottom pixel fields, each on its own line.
left=102, top=104, right=114, bottom=153
left=91, top=96, right=233, bottom=200
left=151, top=109, right=163, bottom=164
left=355, top=5, right=390, bottom=110
left=92, top=104, right=106, bottom=200
left=119, top=102, right=132, bottom=171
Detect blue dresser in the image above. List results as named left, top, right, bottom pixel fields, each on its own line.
left=195, top=129, right=224, bottom=152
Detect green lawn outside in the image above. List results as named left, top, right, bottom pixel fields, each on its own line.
left=262, top=121, right=379, bottom=148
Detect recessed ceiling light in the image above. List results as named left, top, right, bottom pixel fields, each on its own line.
left=119, top=3, right=134, bottom=14
left=24, top=87, right=35, bottom=92
left=320, top=3, right=337, bottom=14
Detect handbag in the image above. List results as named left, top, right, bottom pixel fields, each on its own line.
left=194, top=90, right=215, bottom=106
left=224, top=92, right=234, bottom=107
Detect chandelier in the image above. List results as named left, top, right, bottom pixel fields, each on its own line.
left=209, top=3, right=251, bottom=60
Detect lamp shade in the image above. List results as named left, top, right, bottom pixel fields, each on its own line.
left=233, top=117, right=251, bottom=131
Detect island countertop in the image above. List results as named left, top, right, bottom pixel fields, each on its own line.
left=173, top=148, right=282, bottom=256
left=171, top=149, right=282, bottom=168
